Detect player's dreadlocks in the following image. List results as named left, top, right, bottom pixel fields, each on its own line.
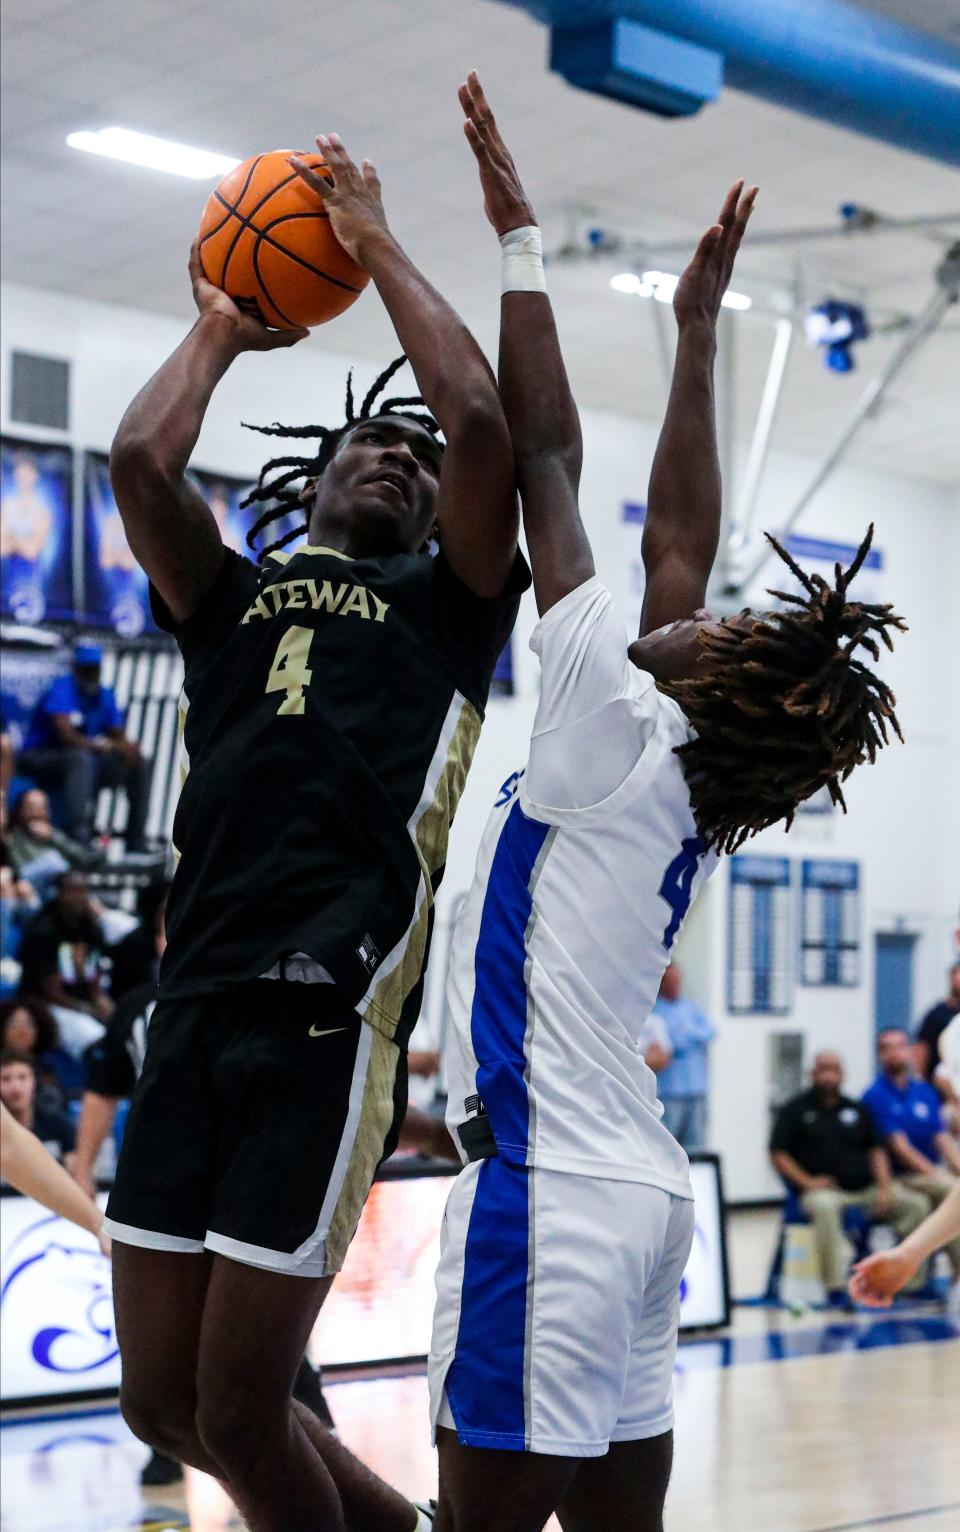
left=664, top=524, right=906, bottom=855
left=239, top=356, right=442, bottom=559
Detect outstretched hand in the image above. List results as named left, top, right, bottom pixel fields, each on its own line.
left=287, top=134, right=390, bottom=266
left=189, top=240, right=308, bottom=350
left=459, top=71, right=536, bottom=236
left=673, top=180, right=758, bottom=329
left=848, top=1246, right=919, bottom=1307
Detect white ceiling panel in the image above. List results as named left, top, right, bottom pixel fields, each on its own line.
left=1, top=0, right=958, bottom=485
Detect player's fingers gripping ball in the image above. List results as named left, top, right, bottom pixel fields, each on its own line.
left=198, top=149, right=369, bottom=329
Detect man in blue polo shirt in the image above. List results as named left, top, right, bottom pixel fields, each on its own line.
left=863, top=1027, right=960, bottom=1279
left=19, top=644, right=149, bottom=851
left=652, top=963, right=716, bottom=1151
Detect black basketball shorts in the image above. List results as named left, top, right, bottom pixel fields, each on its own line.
left=104, top=980, right=407, bottom=1278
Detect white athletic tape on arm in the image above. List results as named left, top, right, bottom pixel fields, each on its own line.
left=500, top=225, right=546, bottom=294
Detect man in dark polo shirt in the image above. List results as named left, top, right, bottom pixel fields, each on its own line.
left=913, top=961, right=960, bottom=1084
left=770, top=1051, right=928, bottom=1300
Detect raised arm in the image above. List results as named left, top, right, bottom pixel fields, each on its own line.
left=458, top=74, right=591, bottom=617
left=289, top=134, right=517, bottom=598
left=110, top=250, right=307, bottom=625
left=640, top=182, right=757, bottom=636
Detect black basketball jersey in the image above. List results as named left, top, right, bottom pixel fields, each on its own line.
left=153, top=544, right=527, bottom=1045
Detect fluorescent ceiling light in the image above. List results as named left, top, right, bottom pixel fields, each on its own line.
left=641, top=269, right=752, bottom=311
left=610, top=272, right=654, bottom=296
left=67, top=127, right=240, bottom=179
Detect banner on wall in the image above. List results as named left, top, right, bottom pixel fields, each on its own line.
left=189, top=466, right=259, bottom=560
left=780, top=533, right=884, bottom=606
left=190, top=466, right=315, bottom=568
left=728, top=854, right=793, bottom=1015
left=801, top=858, right=860, bottom=986
left=0, top=641, right=71, bottom=753
left=0, top=1193, right=117, bottom=1403
left=82, top=451, right=157, bottom=636
left=82, top=459, right=279, bottom=634
left=0, top=435, right=74, bottom=624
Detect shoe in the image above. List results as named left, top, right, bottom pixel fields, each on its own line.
left=292, top=1357, right=336, bottom=1431
left=139, top=1449, right=184, bottom=1486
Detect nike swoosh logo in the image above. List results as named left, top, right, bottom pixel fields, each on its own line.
left=308, top=1025, right=349, bottom=1039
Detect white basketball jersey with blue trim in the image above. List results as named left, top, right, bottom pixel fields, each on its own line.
left=445, top=578, right=718, bottom=1195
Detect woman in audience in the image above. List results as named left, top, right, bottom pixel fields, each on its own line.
left=1, top=814, right=41, bottom=988
left=0, top=994, right=71, bottom=1107
left=6, top=788, right=102, bottom=902
left=0, top=1049, right=76, bottom=1170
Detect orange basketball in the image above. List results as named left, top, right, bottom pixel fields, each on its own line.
left=198, top=149, right=369, bottom=330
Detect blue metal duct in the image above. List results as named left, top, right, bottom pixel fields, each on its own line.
left=497, top=0, right=960, bottom=166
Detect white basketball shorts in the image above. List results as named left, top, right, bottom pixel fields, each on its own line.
left=428, top=1155, right=695, bottom=1458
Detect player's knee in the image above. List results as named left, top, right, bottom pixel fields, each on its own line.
left=195, top=1385, right=279, bottom=1474
left=119, top=1379, right=196, bottom=1461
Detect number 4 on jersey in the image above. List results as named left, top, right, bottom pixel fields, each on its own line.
left=658, top=836, right=706, bottom=950
left=266, top=625, right=314, bottom=715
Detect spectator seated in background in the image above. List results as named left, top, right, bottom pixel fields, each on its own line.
left=0, top=995, right=75, bottom=1110
left=863, top=1027, right=960, bottom=1285
left=651, top=962, right=716, bottom=1152
left=935, top=1014, right=960, bottom=1138
left=7, top=787, right=102, bottom=902
left=914, top=961, right=960, bottom=1092
left=74, top=976, right=158, bottom=1196
left=1, top=809, right=41, bottom=989
left=16, top=871, right=113, bottom=1067
left=0, top=1050, right=75, bottom=1170
left=109, top=879, right=169, bottom=1002
left=17, top=643, right=150, bottom=852
left=770, top=1050, right=928, bottom=1303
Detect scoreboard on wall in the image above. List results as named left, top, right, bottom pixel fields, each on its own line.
left=727, top=855, right=793, bottom=1015
left=801, top=859, right=860, bottom=986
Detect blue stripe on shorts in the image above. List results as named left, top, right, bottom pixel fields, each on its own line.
left=444, top=1156, right=531, bottom=1450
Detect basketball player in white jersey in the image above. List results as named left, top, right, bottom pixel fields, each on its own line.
left=428, top=76, right=906, bottom=1532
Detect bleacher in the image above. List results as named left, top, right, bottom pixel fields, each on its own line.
left=2, top=627, right=182, bottom=901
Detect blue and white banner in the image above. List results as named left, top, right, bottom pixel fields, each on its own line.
left=0, top=1194, right=117, bottom=1403
left=82, top=452, right=157, bottom=637
left=780, top=533, right=885, bottom=607
left=189, top=466, right=259, bottom=562
left=0, top=435, right=75, bottom=625
left=728, top=855, right=793, bottom=1015
left=801, top=858, right=860, bottom=986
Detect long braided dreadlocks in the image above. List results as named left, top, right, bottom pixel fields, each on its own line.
left=239, top=356, right=442, bottom=559
left=664, top=524, right=906, bottom=855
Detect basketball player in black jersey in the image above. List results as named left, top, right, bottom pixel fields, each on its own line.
left=106, top=132, right=526, bottom=1532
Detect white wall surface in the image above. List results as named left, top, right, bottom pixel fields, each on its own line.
left=3, top=279, right=957, bottom=1199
